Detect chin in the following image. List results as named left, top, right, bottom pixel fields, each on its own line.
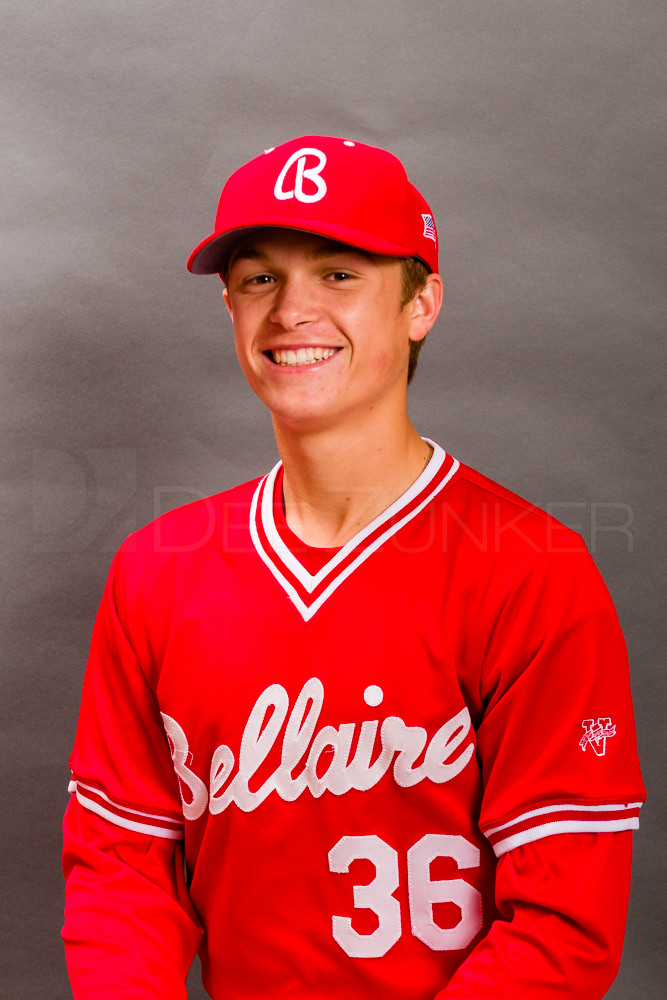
left=270, top=396, right=348, bottom=432
left=272, top=409, right=336, bottom=434
left=261, top=389, right=342, bottom=426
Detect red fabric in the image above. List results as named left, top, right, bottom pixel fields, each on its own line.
left=62, top=797, right=203, bottom=1000
left=187, top=135, right=439, bottom=276
left=438, top=830, right=632, bottom=999
left=63, top=449, right=644, bottom=998
left=63, top=795, right=631, bottom=999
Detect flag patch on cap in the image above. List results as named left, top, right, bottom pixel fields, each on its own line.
left=421, top=213, right=437, bottom=244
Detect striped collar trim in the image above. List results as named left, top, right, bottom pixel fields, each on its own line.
left=249, top=441, right=459, bottom=622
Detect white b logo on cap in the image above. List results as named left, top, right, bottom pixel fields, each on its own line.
left=274, top=147, right=327, bottom=203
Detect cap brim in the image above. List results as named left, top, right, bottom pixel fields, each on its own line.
left=187, top=221, right=427, bottom=275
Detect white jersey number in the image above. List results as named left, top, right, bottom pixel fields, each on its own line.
left=328, top=835, right=402, bottom=957
left=328, top=834, right=482, bottom=958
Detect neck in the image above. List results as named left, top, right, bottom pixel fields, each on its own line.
left=272, top=412, right=432, bottom=548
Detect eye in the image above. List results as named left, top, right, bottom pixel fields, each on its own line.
left=243, top=273, right=275, bottom=287
left=324, top=270, right=355, bottom=282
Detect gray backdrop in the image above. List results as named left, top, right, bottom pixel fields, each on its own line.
left=1, top=1, right=664, bottom=997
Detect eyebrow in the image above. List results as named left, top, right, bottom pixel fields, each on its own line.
left=227, top=239, right=375, bottom=270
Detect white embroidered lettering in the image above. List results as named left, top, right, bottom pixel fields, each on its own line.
left=230, top=683, right=289, bottom=811
left=424, top=708, right=475, bottom=783
left=579, top=717, right=616, bottom=756
left=161, top=713, right=208, bottom=820
left=276, top=676, right=324, bottom=800
left=166, top=680, right=476, bottom=818
left=346, top=719, right=395, bottom=791
left=385, top=717, right=429, bottom=787
left=321, top=724, right=357, bottom=794
left=274, top=147, right=327, bottom=203
left=306, top=724, right=355, bottom=798
left=208, top=744, right=235, bottom=814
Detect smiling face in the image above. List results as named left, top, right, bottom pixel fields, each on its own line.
left=223, top=229, right=441, bottom=436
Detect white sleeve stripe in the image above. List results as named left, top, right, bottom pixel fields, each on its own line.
left=485, top=800, right=643, bottom=837
left=75, top=788, right=184, bottom=840
left=493, top=817, right=640, bottom=856
left=71, top=778, right=185, bottom=827
left=68, top=779, right=184, bottom=837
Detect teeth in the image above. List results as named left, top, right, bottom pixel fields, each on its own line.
left=271, top=347, right=338, bottom=366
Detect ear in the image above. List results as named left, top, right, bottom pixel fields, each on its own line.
left=222, top=286, right=233, bottom=319
left=408, top=273, right=443, bottom=343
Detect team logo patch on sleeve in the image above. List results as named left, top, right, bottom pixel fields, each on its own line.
left=579, top=717, right=617, bottom=756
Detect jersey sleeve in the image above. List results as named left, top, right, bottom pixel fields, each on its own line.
left=436, top=831, right=633, bottom=999
left=64, top=540, right=202, bottom=996
left=475, top=544, right=645, bottom=854
left=68, top=540, right=185, bottom=838
left=63, top=796, right=203, bottom=999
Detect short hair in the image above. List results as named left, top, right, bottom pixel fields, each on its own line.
left=400, top=258, right=430, bottom=384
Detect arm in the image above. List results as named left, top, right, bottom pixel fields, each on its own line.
left=437, top=830, right=632, bottom=999
left=443, top=534, right=643, bottom=997
left=63, top=541, right=204, bottom=997
left=63, top=796, right=203, bottom=1000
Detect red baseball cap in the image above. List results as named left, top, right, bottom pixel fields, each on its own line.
left=187, top=135, right=438, bottom=276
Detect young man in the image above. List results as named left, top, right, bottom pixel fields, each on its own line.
left=63, top=136, right=645, bottom=1000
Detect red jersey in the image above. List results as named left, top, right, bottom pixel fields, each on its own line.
left=66, top=443, right=645, bottom=999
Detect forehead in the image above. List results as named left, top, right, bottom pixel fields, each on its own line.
left=225, top=228, right=389, bottom=271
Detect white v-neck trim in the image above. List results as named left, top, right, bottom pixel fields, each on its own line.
left=249, top=440, right=459, bottom=621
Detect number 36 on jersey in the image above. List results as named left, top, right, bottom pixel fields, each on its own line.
left=328, top=833, right=483, bottom=957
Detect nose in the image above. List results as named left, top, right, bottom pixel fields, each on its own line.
left=269, top=275, right=320, bottom=330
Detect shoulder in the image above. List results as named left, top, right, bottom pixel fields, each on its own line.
left=106, top=473, right=266, bottom=592
left=444, top=459, right=589, bottom=560
left=430, top=457, right=616, bottom=619
left=96, top=473, right=273, bottom=643
left=135, top=475, right=262, bottom=551
left=440, top=462, right=624, bottom=639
